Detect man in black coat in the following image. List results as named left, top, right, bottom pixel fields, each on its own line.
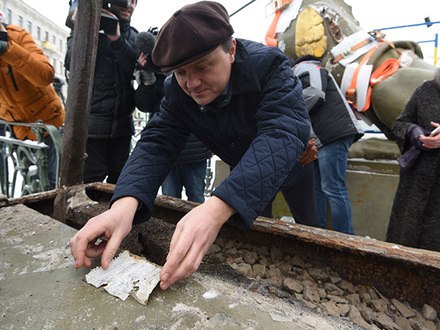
left=65, top=0, right=138, bottom=184
left=70, top=1, right=316, bottom=291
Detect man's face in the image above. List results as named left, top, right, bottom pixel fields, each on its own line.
left=173, top=39, right=236, bottom=106
left=111, top=0, right=136, bottom=22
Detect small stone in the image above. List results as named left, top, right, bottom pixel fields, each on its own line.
left=422, top=304, right=437, bottom=321
left=346, top=293, right=361, bottom=307
left=329, top=275, right=342, bottom=284
left=321, top=300, right=341, bottom=317
left=283, top=277, right=303, bottom=294
left=372, top=312, right=399, bottom=330
left=394, top=316, right=412, bottom=330
left=252, top=264, right=266, bottom=278
left=348, top=305, right=371, bottom=329
left=265, top=267, right=282, bottom=280
left=207, top=243, right=221, bottom=254
left=236, top=263, right=253, bottom=277
left=359, top=306, right=373, bottom=323
left=391, top=298, right=415, bottom=318
left=323, top=282, right=344, bottom=296
left=411, top=320, right=436, bottom=330
left=242, top=250, right=257, bottom=265
left=308, top=267, right=328, bottom=282
left=290, top=255, right=306, bottom=268
left=371, top=298, right=389, bottom=313
left=338, top=303, right=350, bottom=317
left=338, top=279, right=357, bottom=293
left=270, top=247, right=283, bottom=262
left=303, top=285, right=320, bottom=303
left=327, top=294, right=348, bottom=304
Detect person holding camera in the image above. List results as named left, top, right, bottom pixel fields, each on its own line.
left=65, top=0, right=139, bottom=184
left=0, top=16, right=65, bottom=189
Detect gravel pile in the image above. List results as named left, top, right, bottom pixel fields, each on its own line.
left=205, top=236, right=439, bottom=330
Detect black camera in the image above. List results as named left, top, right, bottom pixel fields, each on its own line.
left=65, top=0, right=131, bottom=35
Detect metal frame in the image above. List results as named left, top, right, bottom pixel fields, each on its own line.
left=0, top=119, right=63, bottom=197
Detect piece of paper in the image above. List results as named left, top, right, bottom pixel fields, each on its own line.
left=85, top=250, right=162, bottom=305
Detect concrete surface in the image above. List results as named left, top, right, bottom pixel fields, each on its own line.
left=0, top=204, right=362, bottom=329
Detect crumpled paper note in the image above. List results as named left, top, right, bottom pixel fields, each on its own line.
left=85, top=250, right=162, bottom=305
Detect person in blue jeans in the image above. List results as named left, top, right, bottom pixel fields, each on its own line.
left=161, top=134, right=211, bottom=203
left=292, top=55, right=364, bottom=234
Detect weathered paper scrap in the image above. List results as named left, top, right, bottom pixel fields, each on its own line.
left=85, top=250, right=162, bottom=305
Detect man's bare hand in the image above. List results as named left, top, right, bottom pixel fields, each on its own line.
left=69, top=197, right=138, bottom=269
left=159, top=196, right=236, bottom=290
left=298, top=138, right=318, bottom=165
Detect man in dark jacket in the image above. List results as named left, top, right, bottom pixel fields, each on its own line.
left=134, top=50, right=211, bottom=204
left=70, top=1, right=315, bottom=291
left=65, top=0, right=138, bottom=184
left=292, top=56, right=364, bottom=234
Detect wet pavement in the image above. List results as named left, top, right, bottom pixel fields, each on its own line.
left=0, top=204, right=362, bottom=329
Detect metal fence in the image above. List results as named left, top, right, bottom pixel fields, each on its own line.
left=0, top=119, right=63, bottom=198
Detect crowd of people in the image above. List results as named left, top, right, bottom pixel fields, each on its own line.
left=1, top=0, right=439, bottom=291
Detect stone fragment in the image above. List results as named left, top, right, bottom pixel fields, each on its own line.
left=372, top=312, right=399, bottom=330
left=208, top=243, right=221, bottom=254
left=359, top=306, right=373, bottom=323
left=290, top=255, right=306, bottom=268
left=327, top=294, right=348, bottom=304
left=265, top=266, right=282, bottom=279
left=252, top=264, right=266, bottom=278
left=346, top=293, right=361, bottom=306
left=283, top=277, right=303, bottom=294
left=371, top=298, right=389, bottom=313
left=321, top=300, right=341, bottom=317
left=303, top=285, right=320, bottom=303
left=308, top=267, right=328, bottom=282
left=323, top=282, right=344, bottom=296
left=394, top=316, right=412, bottom=330
left=236, top=263, right=253, bottom=277
left=242, top=250, right=257, bottom=265
left=411, top=319, right=436, bottom=330
left=422, top=304, right=438, bottom=321
left=329, top=275, right=342, bottom=284
left=338, top=279, right=357, bottom=293
left=390, top=298, right=415, bottom=318
left=339, top=303, right=350, bottom=317
left=348, top=305, right=371, bottom=329
left=270, top=247, right=283, bottom=262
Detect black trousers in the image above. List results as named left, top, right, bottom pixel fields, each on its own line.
left=83, top=136, right=132, bottom=184
left=261, top=162, right=319, bottom=228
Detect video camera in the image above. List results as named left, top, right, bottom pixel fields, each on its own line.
left=65, top=0, right=131, bottom=35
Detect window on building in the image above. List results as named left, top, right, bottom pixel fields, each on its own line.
left=45, top=31, right=49, bottom=42
left=52, top=35, right=56, bottom=45
left=18, top=15, right=23, bottom=27
left=27, top=21, right=32, bottom=34
left=37, top=26, right=41, bottom=40
left=52, top=58, right=56, bottom=70
left=59, top=39, right=63, bottom=52
left=6, top=9, right=11, bottom=24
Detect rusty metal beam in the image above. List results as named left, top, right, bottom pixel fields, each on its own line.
left=60, top=0, right=102, bottom=187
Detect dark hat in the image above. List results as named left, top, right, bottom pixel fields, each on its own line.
left=150, top=1, right=234, bottom=72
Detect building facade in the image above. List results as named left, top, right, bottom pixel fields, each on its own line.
left=0, top=0, right=69, bottom=99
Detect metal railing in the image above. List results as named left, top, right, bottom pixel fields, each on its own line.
left=0, top=119, right=63, bottom=198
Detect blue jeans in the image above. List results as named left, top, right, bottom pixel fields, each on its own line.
left=314, top=135, right=355, bottom=234
left=161, top=160, right=207, bottom=203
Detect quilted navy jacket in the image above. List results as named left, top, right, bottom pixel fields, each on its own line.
left=113, top=39, right=311, bottom=229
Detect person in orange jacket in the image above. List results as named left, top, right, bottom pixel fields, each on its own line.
left=0, top=21, right=65, bottom=189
